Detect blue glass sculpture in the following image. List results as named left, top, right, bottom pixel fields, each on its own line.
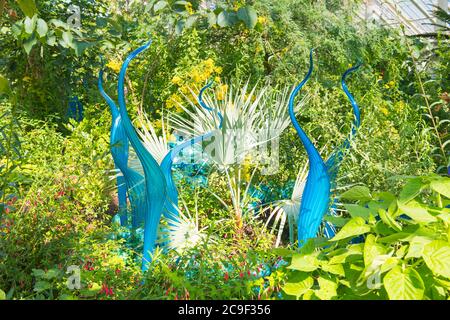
left=67, top=96, right=84, bottom=122
left=289, top=50, right=362, bottom=245
left=288, top=50, right=331, bottom=246
left=98, top=65, right=147, bottom=230
left=117, top=40, right=168, bottom=271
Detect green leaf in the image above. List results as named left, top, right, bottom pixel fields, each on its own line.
left=344, top=204, right=373, bottom=221
left=282, top=272, right=314, bottom=298
left=323, top=215, right=349, bottom=227
left=430, top=178, right=450, bottom=199
left=207, top=12, right=216, bottom=27
left=340, top=186, right=371, bottom=202
left=330, top=217, right=371, bottom=241
left=321, top=262, right=345, bottom=276
left=23, top=34, right=37, bottom=54
left=73, top=41, right=94, bottom=56
left=61, top=31, right=75, bottom=49
left=398, top=201, right=437, bottom=223
left=237, top=5, right=258, bottom=29
left=328, top=244, right=363, bottom=264
left=399, top=178, right=424, bottom=203
left=32, top=269, right=46, bottom=278
left=0, top=289, right=5, bottom=300
left=405, top=236, right=432, bottom=259
left=17, top=0, right=37, bottom=17
left=0, top=74, right=10, bottom=94
left=185, top=15, right=198, bottom=29
left=24, top=15, right=37, bottom=34
left=383, top=266, right=424, bottom=300
left=363, top=234, right=387, bottom=267
left=154, top=1, right=168, bottom=12
left=315, top=276, right=338, bottom=300
left=36, top=18, right=48, bottom=37
left=288, top=252, right=319, bottom=272
left=33, top=281, right=52, bottom=292
left=46, top=35, right=56, bottom=46
left=422, top=240, right=450, bottom=279
left=217, top=11, right=237, bottom=27
left=378, top=209, right=402, bottom=232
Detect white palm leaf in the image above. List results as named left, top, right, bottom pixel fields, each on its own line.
left=136, top=112, right=169, bottom=165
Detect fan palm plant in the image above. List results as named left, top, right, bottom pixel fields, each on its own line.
left=170, top=81, right=308, bottom=232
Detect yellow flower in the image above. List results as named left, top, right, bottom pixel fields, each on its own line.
left=205, top=58, right=214, bottom=68
left=257, top=16, right=267, bottom=25
left=185, top=2, right=194, bottom=15
left=171, top=75, right=182, bottom=85
left=153, top=120, right=162, bottom=129
left=379, top=106, right=389, bottom=116
left=106, top=59, right=121, bottom=73
left=216, top=84, right=228, bottom=101
left=214, top=66, right=223, bottom=74
left=22, top=76, right=32, bottom=82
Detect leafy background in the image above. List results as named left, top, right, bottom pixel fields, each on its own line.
left=0, top=0, right=449, bottom=300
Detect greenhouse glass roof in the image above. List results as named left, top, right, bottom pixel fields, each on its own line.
left=359, top=0, right=450, bottom=35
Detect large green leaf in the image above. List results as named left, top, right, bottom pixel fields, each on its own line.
left=282, top=272, right=314, bottom=298
left=153, top=1, right=168, bottom=12
left=315, top=276, right=338, bottom=300
left=288, top=252, right=319, bottom=272
left=422, top=240, right=450, bottom=279
left=405, top=236, right=432, bottom=259
left=399, top=178, right=424, bottom=203
left=340, top=186, right=371, bottom=202
left=344, top=204, right=373, bottom=221
left=23, top=34, right=37, bottom=54
left=217, top=10, right=237, bottom=27
left=17, top=0, right=37, bottom=17
left=331, top=217, right=371, bottom=241
left=24, top=15, right=37, bottom=34
left=237, top=6, right=258, bottom=29
left=0, top=289, right=5, bottom=300
left=36, top=18, right=48, bottom=37
left=363, top=234, right=387, bottom=267
left=378, top=209, right=402, bottom=231
left=383, top=266, right=425, bottom=300
left=398, top=201, right=437, bottom=223
left=430, top=178, right=450, bottom=199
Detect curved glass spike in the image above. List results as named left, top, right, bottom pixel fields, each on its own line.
left=98, top=68, right=128, bottom=226
left=323, top=63, right=362, bottom=238
left=117, top=40, right=167, bottom=272
left=288, top=50, right=331, bottom=247
left=160, top=81, right=221, bottom=219
left=198, top=80, right=224, bottom=128
left=325, top=63, right=362, bottom=181
left=98, top=67, right=147, bottom=229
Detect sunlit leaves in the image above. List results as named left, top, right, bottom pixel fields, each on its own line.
left=422, top=240, right=450, bottom=279
left=36, top=18, right=48, bottom=38
left=383, top=266, right=424, bottom=300
left=282, top=272, right=313, bottom=298
left=340, top=186, right=371, bottom=202
left=331, top=217, right=371, bottom=241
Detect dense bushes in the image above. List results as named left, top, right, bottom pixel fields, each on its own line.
left=0, top=0, right=448, bottom=300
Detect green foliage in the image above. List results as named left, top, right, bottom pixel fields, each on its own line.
left=280, top=175, right=450, bottom=300
left=0, top=0, right=448, bottom=300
